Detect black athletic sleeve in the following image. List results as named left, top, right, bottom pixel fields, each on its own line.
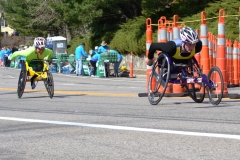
left=148, top=41, right=177, bottom=59
left=195, top=40, right=202, bottom=53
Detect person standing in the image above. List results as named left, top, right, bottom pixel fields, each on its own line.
left=3, top=46, right=11, bottom=69
left=0, top=48, right=4, bottom=66
left=98, top=41, right=109, bottom=54
left=75, top=42, right=89, bottom=76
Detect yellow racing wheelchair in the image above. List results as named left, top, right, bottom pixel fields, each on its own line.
left=17, top=60, right=54, bottom=98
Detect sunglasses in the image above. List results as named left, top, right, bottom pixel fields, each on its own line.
left=35, top=46, right=45, bottom=49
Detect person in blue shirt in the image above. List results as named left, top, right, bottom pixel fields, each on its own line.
left=93, top=46, right=99, bottom=55
left=0, top=48, right=4, bottom=66
left=89, top=46, right=99, bottom=57
left=98, top=41, right=109, bottom=54
left=89, top=53, right=100, bottom=77
left=3, top=46, right=11, bottom=69
left=75, top=42, right=89, bottom=76
left=109, top=49, right=122, bottom=77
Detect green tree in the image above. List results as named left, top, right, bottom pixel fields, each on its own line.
left=0, top=0, right=239, bottom=55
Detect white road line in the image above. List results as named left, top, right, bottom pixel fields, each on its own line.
left=62, top=83, right=75, bottom=85
left=7, top=75, right=15, bottom=78
left=0, top=116, right=240, bottom=140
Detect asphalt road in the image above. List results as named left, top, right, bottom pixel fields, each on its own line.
left=1, top=67, right=240, bottom=160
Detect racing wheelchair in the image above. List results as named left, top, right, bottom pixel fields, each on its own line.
left=17, top=60, right=54, bottom=98
left=148, top=53, right=224, bottom=105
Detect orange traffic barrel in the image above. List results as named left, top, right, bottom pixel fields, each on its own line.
left=146, top=18, right=155, bottom=92
left=172, top=15, right=180, bottom=40
left=200, top=11, right=210, bottom=75
left=158, top=16, right=167, bottom=42
left=208, top=32, right=213, bottom=69
left=216, top=9, right=228, bottom=93
left=232, top=40, right=239, bottom=86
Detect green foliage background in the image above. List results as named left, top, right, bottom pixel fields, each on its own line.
left=0, top=0, right=239, bottom=55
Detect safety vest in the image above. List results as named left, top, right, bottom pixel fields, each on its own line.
left=172, top=39, right=195, bottom=60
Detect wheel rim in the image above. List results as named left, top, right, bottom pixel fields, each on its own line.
left=148, top=54, right=170, bottom=105
left=44, top=72, right=54, bottom=98
left=185, top=58, right=205, bottom=103
left=17, top=70, right=27, bottom=98
left=207, top=66, right=224, bottom=105
left=148, top=69, right=161, bottom=105
left=186, top=82, right=205, bottom=103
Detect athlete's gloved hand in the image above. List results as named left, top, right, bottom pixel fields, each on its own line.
left=145, top=58, right=154, bottom=66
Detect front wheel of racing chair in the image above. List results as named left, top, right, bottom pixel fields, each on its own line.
left=148, top=53, right=170, bottom=105
left=17, top=61, right=27, bottom=98
left=184, top=57, right=205, bottom=103
left=206, top=66, right=224, bottom=105
left=44, top=71, right=54, bottom=98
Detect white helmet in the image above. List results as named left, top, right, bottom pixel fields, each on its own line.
left=180, top=27, right=199, bottom=44
left=34, top=37, right=46, bottom=48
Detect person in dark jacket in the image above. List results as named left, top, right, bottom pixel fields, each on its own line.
left=145, top=26, right=202, bottom=66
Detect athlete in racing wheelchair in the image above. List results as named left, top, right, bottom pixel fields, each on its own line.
left=145, top=27, right=223, bottom=105
left=10, top=37, right=54, bottom=98
left=145, top=26, right=202, bottom=66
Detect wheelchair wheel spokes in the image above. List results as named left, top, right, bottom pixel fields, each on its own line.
left=148, top=54, right=170, bottom=105
left=185, top=82, right=205, bottom=103
left=44, top=72, right=54, bottom=98
left=184, top=57, right=205, bottom=103
left=17, top=64, right=27, bottom=98
left=148, top=70, right=161, bottom=105
left=206, top=66, right=224, bottom=105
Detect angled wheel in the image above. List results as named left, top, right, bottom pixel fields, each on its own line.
left=206, top=66, right=223, bottom=105
left=17, top=62, right=27, bottom=98
left=44, top=72, right=54, bottom=98
left=148, top=53, right=170, bottom=105
left=185, top=83, right=205, bottom=103
left=185, top=57, right=205, bottom=103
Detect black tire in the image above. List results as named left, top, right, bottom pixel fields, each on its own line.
left=44, top=72, right=54, bottom=98
left=185, top=57, right=205, bottom=103
left=17, top=61, right=27, bottom=98
left=206, top=66, right=224, bottom=105
left=185, top=83, right=205, bottom=103
left=148, top=53, right=170, bottom=105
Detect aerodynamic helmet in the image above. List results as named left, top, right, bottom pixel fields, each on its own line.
left=180, top=27, right=199, bottom=44
left=34, top=37, right=46, bottom=48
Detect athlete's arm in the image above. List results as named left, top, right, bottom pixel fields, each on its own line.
left=148, top=41, right=177, bottom=59
left=10, top=48, right=32, bottom=61
left=195, top=40, right=202, bottom=53
left=43, top=48, right=53, bottom=60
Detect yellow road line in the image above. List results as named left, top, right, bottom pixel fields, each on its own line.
left=0, top=88, right=238, bottom=99
left=0, top=88, right=138, bottom=97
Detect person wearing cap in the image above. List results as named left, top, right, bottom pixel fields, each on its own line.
left=74, top=42, right=89, bottom=76
left=98, top=41, right=109, bottom=54
left=93, top=46, right=99, bottom=55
